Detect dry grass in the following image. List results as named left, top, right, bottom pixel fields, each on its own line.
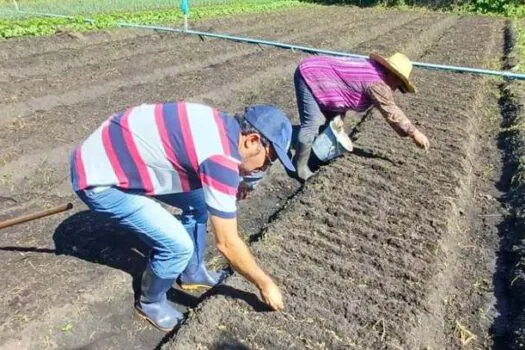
left=454, top=321, right=477, bottom=346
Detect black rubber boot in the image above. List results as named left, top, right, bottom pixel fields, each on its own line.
left=293, top=142, right=314, bottom=182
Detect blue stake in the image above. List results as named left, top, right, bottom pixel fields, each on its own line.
left=180, top=0, right=189, bottom=31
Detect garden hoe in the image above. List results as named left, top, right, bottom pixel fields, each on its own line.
left=0, top=202, right=73, bottom=230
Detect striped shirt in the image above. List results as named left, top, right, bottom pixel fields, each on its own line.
left=70, top=102, right=241, bottom=218
left=299, top=56, right=387, bottom=113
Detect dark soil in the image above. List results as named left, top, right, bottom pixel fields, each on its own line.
left=0, top=5, right=512, bottom=350
left=165, top=15, right=507, bottom=350
left=490, top=20, right=525, bottom=350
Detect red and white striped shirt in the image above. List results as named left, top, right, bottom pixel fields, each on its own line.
left=70, top=102, right=241, bottom=218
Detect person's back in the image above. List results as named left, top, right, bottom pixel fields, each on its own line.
left=293, top=52, right=429, bottom=182
left=70, top=102, right=295, bottom=332
left=298, top=56, right=387, bottom=112
left=71, top=102, right=241, bottom=201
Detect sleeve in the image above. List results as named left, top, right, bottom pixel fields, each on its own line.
left=199, top=154, right=240, bottom=219
left=366, top=82, right=416, bottom=137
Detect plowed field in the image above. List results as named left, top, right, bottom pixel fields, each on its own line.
left=0, top=5, right=512, bottom=350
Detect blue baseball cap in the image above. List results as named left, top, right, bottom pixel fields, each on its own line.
left=243, top=105, right=295, bottom=173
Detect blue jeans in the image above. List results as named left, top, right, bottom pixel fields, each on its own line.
left=294, top=67, right=336, bottom=145
left=75, top=186, right=207, bottom=280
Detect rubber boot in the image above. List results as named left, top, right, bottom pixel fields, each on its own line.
left=179, top=223, right=226, bottom=291
left=293, top=142, right=314, bottom=182
left=135, top=266, right=184, bottom=332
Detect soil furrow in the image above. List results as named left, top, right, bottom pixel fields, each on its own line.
left=0, top=7, right=326, bottom=84
left=484, top=20, right=525, bottom=349
left=0, top=10, right=421, bottom=201
left=0, top=9, right=417, bottom=129
left=0, top=8, right=388, bottom=105
left=165, top=15, right=503, bottom=350
left=0, top=7, right=316, bottom=62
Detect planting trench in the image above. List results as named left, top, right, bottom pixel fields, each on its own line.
left=0, top=7, right=441, bottom=349
left=0, top=5, right=516, bottom=350
left=165, top=15, right=507, bottom=350
left=489, top=21, right=525, bottom=350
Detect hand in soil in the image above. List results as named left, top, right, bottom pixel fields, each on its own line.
left=259, top=279, right=284, bottom=311
left=411, top=129, right=430, bottom=150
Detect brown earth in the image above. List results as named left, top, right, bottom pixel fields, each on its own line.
left=490, top=21, right=525, bottom=350
left=167, top=13, right=508, bottom=350
left=0, top=4, right=513, bottom=350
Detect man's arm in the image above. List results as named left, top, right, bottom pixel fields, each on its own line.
left=210, top=215, right=284, bottom=311
left=199, top=154, right=283, bottom=310
left=367, top=83, right=429, bottom=149
left=367, top=83, right=416, bottom=136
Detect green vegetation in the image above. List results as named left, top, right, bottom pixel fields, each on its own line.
left=0, top=0, right=524, bottom=39
left=303, top=0, right=525, bottom=17
left=465, top=0, right=524, bottom=16
left=519, top=21, right=525, bottom=68
left=0, top=0, right=308, bottom=38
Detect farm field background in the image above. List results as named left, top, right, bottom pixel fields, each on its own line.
left=1, top=3, right=525, bottom=349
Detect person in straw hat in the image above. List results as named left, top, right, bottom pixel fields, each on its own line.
left=292, top=52, right=430, bottom=182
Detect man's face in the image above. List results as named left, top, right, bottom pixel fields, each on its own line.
left=238, top=133, right=277, bottom=175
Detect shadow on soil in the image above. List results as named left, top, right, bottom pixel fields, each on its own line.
left=52, top=211, right=270, bottom=308
left=52, top=210, right=154, bottom=302
left=0, top=210, right=268, bottom=311
left=491, top=85, right=525, bottom=348
left=490, top=87, right=516, bottom=347
left=489, top=21, right=525, bottom=349
left=212, top=336, right=250, bottom=350
left=0, top=210, right=274, bottom=348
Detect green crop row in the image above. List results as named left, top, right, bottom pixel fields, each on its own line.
left=299, top=0, right=525, bottom=17
left=519, top=21, right=525, bottom=70
left=0, top=1, right=309, bottom=39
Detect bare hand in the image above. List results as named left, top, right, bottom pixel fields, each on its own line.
left=259, top=279, right=284, bottom=311
left=412, top=130, right=430, bottom=150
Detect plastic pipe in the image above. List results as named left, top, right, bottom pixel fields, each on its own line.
left=7, top=10, right=525, bottom=80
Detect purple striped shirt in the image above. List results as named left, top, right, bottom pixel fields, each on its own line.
left=298, top=56, right=388, bottom=113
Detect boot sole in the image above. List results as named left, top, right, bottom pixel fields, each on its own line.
left=179, top=283, right=213, bottom=291
left=134, top=306, right=174, bottom=333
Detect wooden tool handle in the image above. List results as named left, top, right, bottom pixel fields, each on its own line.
left=0, top=203, right=73, bottom=230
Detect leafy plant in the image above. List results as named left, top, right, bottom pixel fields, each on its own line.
left=0, top=0, right=308, bottom=39
left=518, top=21, right=525, bottom=71
left=467, top=0, right=522, bottom=15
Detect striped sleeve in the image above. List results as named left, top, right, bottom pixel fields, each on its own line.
left=199, top=154, right=240, bottom=219
left=366, top=82, right=416, bottom=137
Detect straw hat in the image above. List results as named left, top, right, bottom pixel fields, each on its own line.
left=369, top=52, right=416, bottom=93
